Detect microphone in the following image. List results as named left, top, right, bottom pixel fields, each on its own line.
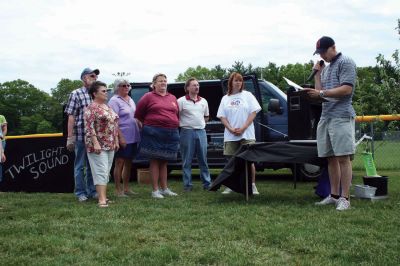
left=306, top=60, right=324, bottom=82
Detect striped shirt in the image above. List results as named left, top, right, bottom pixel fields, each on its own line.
left=321, top=53, right=357, bottom=119
left=64, top=87, right=92, bottom=141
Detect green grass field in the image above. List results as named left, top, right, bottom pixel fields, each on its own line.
left=0, top=170, right=399, bottom=265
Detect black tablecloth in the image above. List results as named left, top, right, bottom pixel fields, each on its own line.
left=209, top=142, right=326, bottom=195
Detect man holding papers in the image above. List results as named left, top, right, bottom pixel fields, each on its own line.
left=305, top=36, right=357, bottom=211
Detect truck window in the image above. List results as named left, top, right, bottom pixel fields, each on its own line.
left=244, top=80, right=256, bottom=95
left=131, top=87, right=149, bottom=103
left=259, top=85, right=274, bottom=111
left=259, top=81, right=286, bottom=112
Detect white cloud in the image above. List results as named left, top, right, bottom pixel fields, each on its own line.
left=0, top=0, right=399, bottom=92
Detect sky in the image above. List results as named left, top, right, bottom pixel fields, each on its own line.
left=0, top=0, right=399, bottom=93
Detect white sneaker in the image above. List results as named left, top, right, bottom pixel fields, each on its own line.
left=336, top=197, right=351, bottom=211
left=252, top=183, right=260, bottom=195
left=315, top=195, right=338, bottom=206
left=151, top=190, right=164, bottom=199
left=78, top=195, right=88, bottom=202
left=222, top=187, right=233, bottom=194
left=160, top=188, right=178, bottom=196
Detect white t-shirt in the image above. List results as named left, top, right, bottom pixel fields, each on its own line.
left=178, top=95, right=209, bottom=129
left=217, top=90, right=261, bottom=141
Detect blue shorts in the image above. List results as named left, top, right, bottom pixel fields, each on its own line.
left=114, top=143, right=139, bottom=159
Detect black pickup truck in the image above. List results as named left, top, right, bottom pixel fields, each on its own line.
left=129, top=75, right=322, bottom=180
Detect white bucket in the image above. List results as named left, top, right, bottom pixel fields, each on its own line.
left=354, top=184, right=377, bottom=198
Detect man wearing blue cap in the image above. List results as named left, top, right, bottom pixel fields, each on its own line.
left=306, top=36, right=357, bottom=211
left=65, top=67, right=100, bottom=202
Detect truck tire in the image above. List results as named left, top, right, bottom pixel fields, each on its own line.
left=293, top=163, right=321, bottom=181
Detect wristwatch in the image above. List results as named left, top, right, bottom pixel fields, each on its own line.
left=319, top=90, right=325, bottom=98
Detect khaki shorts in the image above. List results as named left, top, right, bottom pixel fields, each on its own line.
left=223, top=139, right=255, bottom=156
left=317, top=117, right=355, bottom=157
left=87, top=150, right=115, bottom=185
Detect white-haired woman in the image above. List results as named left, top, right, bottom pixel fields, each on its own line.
left=108, top=79, right=141, bottom=197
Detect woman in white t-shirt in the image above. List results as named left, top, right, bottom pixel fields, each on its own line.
left=217, top=72, right=261, bottom=195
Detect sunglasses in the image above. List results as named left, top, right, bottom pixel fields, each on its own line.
left=99, top=89, right=107, bottom=93
left=120, top=84, right=131, bottom=88
left=89, top=74, right=97, bottom=78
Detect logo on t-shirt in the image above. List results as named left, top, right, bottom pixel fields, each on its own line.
left=229, top=99, right=241, bottom=108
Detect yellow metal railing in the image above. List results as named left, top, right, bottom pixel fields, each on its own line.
left=355, top=114, right=400, bottom=122
left=5, top=133, right=63, bottom=139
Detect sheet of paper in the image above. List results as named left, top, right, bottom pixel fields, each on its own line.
left=283, top=77, right=303, bottom=91
left=283, top=77, right=331, bottom=102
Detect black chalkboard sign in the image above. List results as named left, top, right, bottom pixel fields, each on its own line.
left=0, top=136, right=74, bottom=192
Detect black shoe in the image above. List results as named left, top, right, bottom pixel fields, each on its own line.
left=184, top=187, right=193, bottom=192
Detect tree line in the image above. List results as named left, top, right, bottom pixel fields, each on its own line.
left=1, top=20, right=398, bottom=136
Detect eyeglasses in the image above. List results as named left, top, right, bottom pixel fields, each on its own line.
left=120, top=84, right=131, bottom=88
left=99, top=89, right=107, bottom=93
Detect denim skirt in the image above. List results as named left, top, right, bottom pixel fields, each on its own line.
left=139, top=125, right=179, bottom=161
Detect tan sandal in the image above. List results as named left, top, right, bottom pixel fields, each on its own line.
left=98, top=202, right=109, bottom=208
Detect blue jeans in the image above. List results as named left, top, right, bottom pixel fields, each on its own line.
left=180, top=128, right=211, bottom=189
left=74, top=140, right=96, bottom=197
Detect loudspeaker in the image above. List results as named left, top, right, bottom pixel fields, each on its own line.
left=287, top=89, right=322, bottom=140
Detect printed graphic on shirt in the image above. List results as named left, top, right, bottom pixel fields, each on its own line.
left=228, top=98, right=243, bottom=109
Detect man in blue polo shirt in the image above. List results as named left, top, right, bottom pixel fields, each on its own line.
left=306, top=36, right=357, bottom=211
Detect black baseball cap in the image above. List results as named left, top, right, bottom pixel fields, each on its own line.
left=313, top=36, right=335, bottom=55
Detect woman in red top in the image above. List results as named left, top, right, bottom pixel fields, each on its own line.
left=135, top=73, right=179, bottom=199
left=84, top=81, right=119, bottom=207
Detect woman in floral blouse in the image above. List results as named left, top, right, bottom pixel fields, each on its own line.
left=84, top=81, right=119, bottom=207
